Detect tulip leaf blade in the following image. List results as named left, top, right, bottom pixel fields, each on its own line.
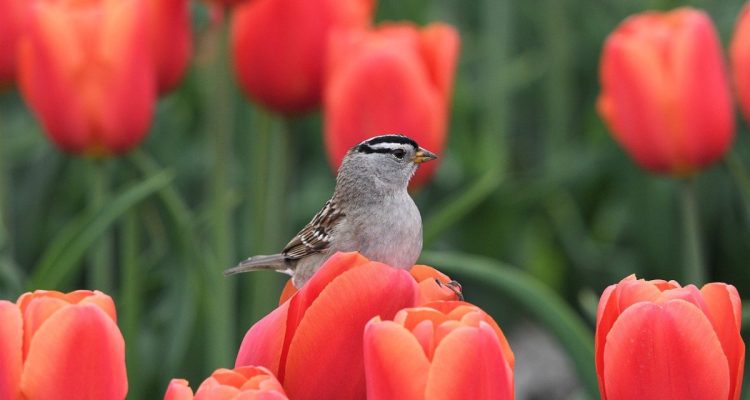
left=29, top=170, right=174, bottom=290
left=420, top=250, right=598, bottom=399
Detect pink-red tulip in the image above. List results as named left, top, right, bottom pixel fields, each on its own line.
left=18, top=0, right=156, bottom=156
left=146, top=0, right=192, bottom=94
left=597, top=8, right=734, bottom=175
left=0, top=0, right=28, bottom=86
left=324, top=23, right=459, bottom=187
left=596, top=275, right=745, bottom=400
left=164, top=366, right=288, bottom=400
left=231, top=0, right=374, bottom=114
left=364, top=301, right=515, bottom=399
left=0, top=290, right=127, bottom=400
left=235, top=252, right=419, bottom=399
left=732, top=2, right=750, bottom=126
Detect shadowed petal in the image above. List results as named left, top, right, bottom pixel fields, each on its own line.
left=0, top=301, right=22, bottom=400
left=235, top=301, right=290, bottom=374
left=701, top=283, right=745, bottom=400
left=164, top=379, right=194, bottom=400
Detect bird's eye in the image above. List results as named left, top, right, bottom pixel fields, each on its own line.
left=392, top=149, right=406, bottom=159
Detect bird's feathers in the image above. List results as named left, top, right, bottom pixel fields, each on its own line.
left=282, top=199, right=344, bottom=259
left=223, top=254, right=287, bottom=276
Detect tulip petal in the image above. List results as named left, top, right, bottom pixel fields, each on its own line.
left=282, top=262, right=418, bottom=399
left=701, top=283, right=745, bottom=400
left=418, top=24, right=459, bottom=101
left=603, top=300, right=729, bottom=400
left=235, top=300, right=290, bottom=374
left=21, top=304, right=127, bottom=400
left=0, top=301, right=22, bottom=400
left=364, top=319, right=430, bottom=400
left=425, top=323, right=514, bottom=400
left=164, top=379, right=194, bottom=400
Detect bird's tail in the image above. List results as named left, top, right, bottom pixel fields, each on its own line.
left=223, top=254, right=288, bottom=276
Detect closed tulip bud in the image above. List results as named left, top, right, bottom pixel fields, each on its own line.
left=146, top=0, right=193, bottom=94
left=236, top=252, right=418, bottom=400
left=0, top=290, right=127, bottom=400
left=0, top=0, right=28, bottom=87
left=324, top=23, right=459, bottom=187
left=597, top=8, right=733, bottom=175
left=163, top=366, right=288, bottom=400
left=18, top=0, right=156, bottom=156
left=596, top=275, right=745, bottom=400
left=231, top=0, right=374, bottom=114
left=731, top=2, right=750, bottom=126
left=364, top=301, right=515, bottom=399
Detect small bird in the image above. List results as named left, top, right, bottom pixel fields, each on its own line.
left=224, top=134, right=437, bottom=288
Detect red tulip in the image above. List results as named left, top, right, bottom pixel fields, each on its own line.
left=164, top=366, right=288, bottom=400
left=0, top=0, right=28, bottom=86
left=597, top=8, right=734, bottom=175
left=731, top=2, right=750, bottom=126
left=595, top=275, right=745, bottom=400
left=235, top=252, right=419, bottom=399
left=324, top=23, right=459, bottom=187
left=231, top=0, right=374, bottom=114
left=146, top=0, right=193, bottom=94
left=364, top=301, right=515, bottom=399
left=0, top=290, right=127, bottom=400
left=18, top=0, right=156, bottom=156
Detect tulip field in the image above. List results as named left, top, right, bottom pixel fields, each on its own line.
left=3, top=0, right=750, bottom=399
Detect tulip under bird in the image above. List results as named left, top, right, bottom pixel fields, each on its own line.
left=224, top=134, right=437, bottom=288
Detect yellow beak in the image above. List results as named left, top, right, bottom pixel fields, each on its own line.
left=412, top=147, right=438, bottom=164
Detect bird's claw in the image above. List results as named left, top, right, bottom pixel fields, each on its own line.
left=435, top=278, right=464, bottom=301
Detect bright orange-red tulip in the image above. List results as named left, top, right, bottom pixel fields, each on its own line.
left=364, top=301, right=515, bottom=399
left=146, top=0, right=192, bottom=94
left=596, top=275, right=745, bottom=400
left=231, top=0, right=374, bottom=114
left=18, top=0, right=156, bottom=156
left=0, top=290, right=127, bottom=400
left=235, top=252, right=419, bottom=399
left=164, top=366, right=288, bottom=400
left=0, top=0, right=28, bottom=86
left=597, top=8, right=733, bottom=175
left=732, top=2, right=750, bottom=126
left=324, top=23, right=459, bottom=187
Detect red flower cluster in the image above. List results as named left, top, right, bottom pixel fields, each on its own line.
left=3, top=0, right=192, bottom=156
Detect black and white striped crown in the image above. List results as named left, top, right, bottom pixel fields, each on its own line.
left=353, top=134, right=418, bottom=154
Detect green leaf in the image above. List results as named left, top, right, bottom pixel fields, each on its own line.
left=420, top=250, right=598, bottom=399
left=29, top=170, right=174, bottom=289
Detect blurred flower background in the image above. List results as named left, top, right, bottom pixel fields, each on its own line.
left=2, top=0, right=750, bottom=399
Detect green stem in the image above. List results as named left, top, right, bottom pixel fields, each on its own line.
left=121, top=210, right=140, bottom=399
left=725, top=151, right=750, bottom=225
left=240, top=110, right=287, bottom=327
left=206, top=21, right=235, bottom=368
left=88, top=160, right=113, bottom=292
left=680, top=179, right=705, bottom=285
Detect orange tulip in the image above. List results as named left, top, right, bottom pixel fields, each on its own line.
left=235, top=252, right=419, bottom=399
left=364, top=301, right=515, bottom=399
left=324, top=23, right=459, bottom=187
left=732, top=2, right=750, bottom=126
left=146, top=0, right=193, bottom=94
left=595, top=275, right=745, bottom=400
left=18, top=0, right=156, bottom=156
left=231, top=0, right=374, bottom=114
left=0, top=0, right=28, bottom=86
left=597, top=8, right=734, bottom=175
left=0, top=290, right=127, bottom=400
left=164, top=366, right=288, bottom=400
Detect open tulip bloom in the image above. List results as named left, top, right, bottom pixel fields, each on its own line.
left=164, top=366, right=288, bottom=400
left=596, top=275, right=745, bottom=400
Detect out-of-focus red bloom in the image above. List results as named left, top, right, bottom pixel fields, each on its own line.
left=0, top=290, right=127, bottom=400
left=0, top=0, right=28, bottom=87
left=231, top=0, right=374, bottom=114
left=731, top=2, right=750, bottom=126
left=202, top=0, right=248, bottom=7
left=164, top=366, right=288, bottom=400
left=324, top=23, right=459, bottom=187
left=18, top=0, right=156, bottom=156
left=597, top=8, right=733, bottom=176
left=364, top=301, right=515, bottom=399
left=235, top=252, right=418, bottom=399
left=146, top=0, right=192, bottom=94
left=596, top=275, right=745, bottom=400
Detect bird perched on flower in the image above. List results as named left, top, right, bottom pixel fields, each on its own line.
left=225, top=134, right=437, bottom=288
